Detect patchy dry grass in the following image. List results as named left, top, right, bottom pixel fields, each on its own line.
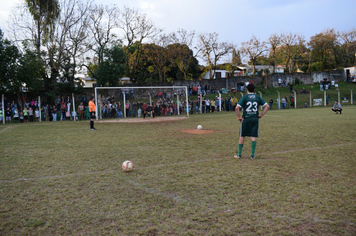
left=1, top=106, right=356, bottom=235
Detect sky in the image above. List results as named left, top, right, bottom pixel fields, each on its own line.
left=1, top=0, right=355, bottom=63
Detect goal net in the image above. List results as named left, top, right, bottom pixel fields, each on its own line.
left=94, top=86, right=189, bottom=120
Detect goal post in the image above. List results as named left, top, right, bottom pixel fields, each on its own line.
left=94, top=86, right=189, bottom=120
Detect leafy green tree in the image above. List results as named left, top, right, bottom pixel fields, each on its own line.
left=0, top=30, right=43, bottom=108
left=143, top=44, right=170, bottom=82
left=95, top=44, right=127, bottom=87
left=25, top=0, right=60, bottom=55
left=308, top=29, right=338, bottom=71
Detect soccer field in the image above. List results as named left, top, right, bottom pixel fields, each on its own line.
left=1, top=107, right=356, bottom=235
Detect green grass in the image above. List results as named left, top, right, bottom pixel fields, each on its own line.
left=1, top=106, right=356, bottom=235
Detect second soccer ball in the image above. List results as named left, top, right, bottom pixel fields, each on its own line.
left=197, top=125, right=202, bottom=130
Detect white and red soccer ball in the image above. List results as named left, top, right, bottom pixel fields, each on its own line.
left=122, top=160, right=133, bottom=172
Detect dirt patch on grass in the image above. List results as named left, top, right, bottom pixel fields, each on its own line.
left=181, top=129, right=214, bottom=134
left=97, top=117, right=188, bottom=123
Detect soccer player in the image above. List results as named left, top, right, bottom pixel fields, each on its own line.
left=143, top=103, right=155, bottom=119
left=89, top=96, right=96, bottom=130
left=235, top=83, right=269, bottom=159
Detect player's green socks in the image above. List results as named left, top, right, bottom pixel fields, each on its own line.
left=251, top=141, right=257, bottom=156
left=238, top=144, right=244, bottom=156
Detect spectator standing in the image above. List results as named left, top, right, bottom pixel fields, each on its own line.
left=137, top=102, right=142, bottom=118
left=28, top=107, right=34, bottom=122
left=5, top=108, right=12, bottom=124
left=210, top=99, right=216, bottom=113
left=117, top=102, right=123, bottom=118
left=35, top=108, right=40, bottom=122
left=78, top=102, right=84, bottom=120
left=48, top=105, right=53, bottom=121
left=289, top=83, right=293, bottom=93
left=52, top=106, right=57, bottom=121
left=232, top=96, right=238, bottom=111
left=111, top=102, right=117, bottom=118
left=290, top=96, right=295, bottom=108
left=44, top=105, right=49, bottom=121
left=225, top=97, right=230, bottom=111
left=19, top=112, right=24, bottom=123
left=55, top=96, right=61, bottom=111
left=205, top=99, right=210, bottom=113
left=23, top=107, right=29, bottom=122
left=269, top=98, right=273, bottom=110
left=60, top=102, right=67, bottom=121
left=125, top=100, right=131, bottom=117
left=132, top=102, right=137, bottom=117
left=13, top=108, right=19, bottom=123
left=281, top=97, right=286, bottom=109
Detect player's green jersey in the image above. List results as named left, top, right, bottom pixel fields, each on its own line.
left=237, top=93, right=266, bottom=118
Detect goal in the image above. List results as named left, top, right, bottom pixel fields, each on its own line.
left=94, top=86, right=189, bottom=120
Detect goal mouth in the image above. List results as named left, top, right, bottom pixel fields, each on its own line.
left=96, top=116, right=188, bottom=123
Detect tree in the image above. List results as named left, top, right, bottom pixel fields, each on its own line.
left=280, top=32, right=304, bottom=73
left=143, top=43, right=169, bottom=82
left=268, top=33, right=280, bottom=74
left=24, top=0, right=60, bottom=55
left=308, top=29, right=339, bottom=71
left=164, top=29, right=199, bottom=80
left=197, top=32, right=234, bottom=79
left=0, top=30, right=43, bottom=108
left=240, top=35, right=268, bottom=75
left=95, top=44, right=127, bottom=87
left=118, top=6, right=162, bottom=82
left=339, top=28, right=356, bottom=66
left=88, top=4, right=120, bottom=64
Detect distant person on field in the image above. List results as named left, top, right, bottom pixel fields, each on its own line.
left=89, top=96, right=96, bottom=130
left=235, top=83, right=269, bottom=159
left=332, top=100, right=342, bottom=114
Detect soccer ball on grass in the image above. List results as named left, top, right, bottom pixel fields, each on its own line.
left=197, top=125, right=202, bottom=130
left=122, top=160, right=133, bottom=172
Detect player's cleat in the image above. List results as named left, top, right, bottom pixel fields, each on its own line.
left=250, top=155, right=255, bottom=159
left=234, top=155, right=241, bottom=159
left=90, top=128, right=96, bottom=130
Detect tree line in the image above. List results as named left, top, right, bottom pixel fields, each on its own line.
left=1, top=0, right=355, bottom=103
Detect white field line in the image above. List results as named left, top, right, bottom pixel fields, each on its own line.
left=0, top=142, right=352, bottom=183
left=0, top=126, right=13, bottom=134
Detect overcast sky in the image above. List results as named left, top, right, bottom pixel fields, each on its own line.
left=1, top=0, right=355, bottom=63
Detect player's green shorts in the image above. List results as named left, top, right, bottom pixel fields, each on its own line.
left=239, top=116, right=259, bottom=137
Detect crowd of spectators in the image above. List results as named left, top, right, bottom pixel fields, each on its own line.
left=96, top=91, right=242, bottom=119
left=0, top=95, right=82, bottom=124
